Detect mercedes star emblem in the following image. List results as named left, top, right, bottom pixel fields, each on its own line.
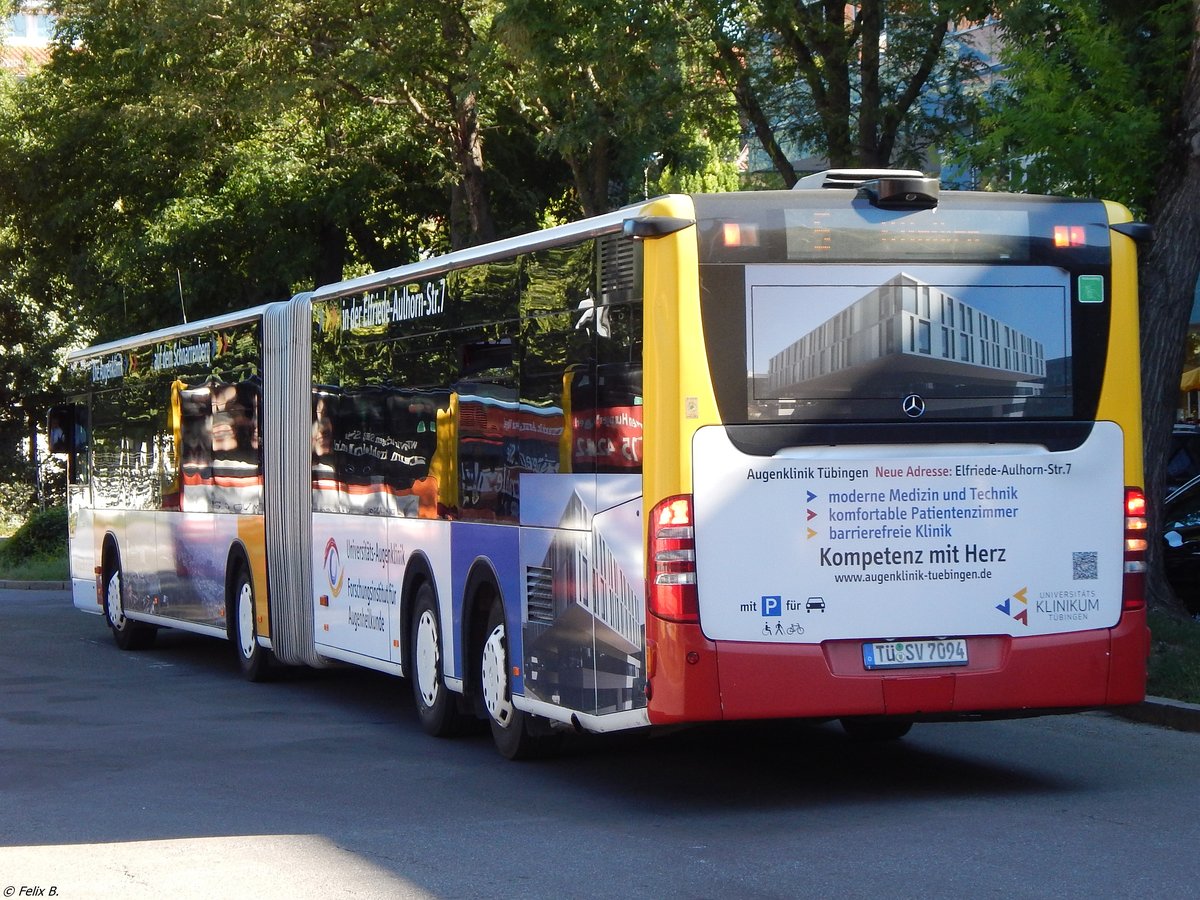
left=901, top=394, right=926, bottom=418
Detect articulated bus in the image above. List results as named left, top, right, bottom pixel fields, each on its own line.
left=56, top=171, right=1150, bottom=757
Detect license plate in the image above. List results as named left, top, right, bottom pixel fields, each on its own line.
left=862, top=638, right=968, bottom=670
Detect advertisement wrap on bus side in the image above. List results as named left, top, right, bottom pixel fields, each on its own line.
left=313, top=514, right=403, bottom=663
left=312, top=514, right=454, bottom=668
left=691, top=421, right=1126, bottom=644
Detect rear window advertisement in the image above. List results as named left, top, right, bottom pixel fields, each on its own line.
left=745, top=264, right=1072, bottom=420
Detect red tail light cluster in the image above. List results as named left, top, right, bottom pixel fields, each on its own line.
left=648, top=494, right=699, bottom=623
left=1123, top=487, right=1147, bottom=611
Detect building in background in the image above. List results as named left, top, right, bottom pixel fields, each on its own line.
left=2, top=2, right=54, bottom=78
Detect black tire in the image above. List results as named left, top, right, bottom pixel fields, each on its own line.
left=231, top=562, right=271, bottom=682
left=479, top=599, right=561, bottom=760
left=103, top=553, right=156, bottom=651
left=839, top=718, right=913, bottom=741
left=409, top=582, right=470, bottom=737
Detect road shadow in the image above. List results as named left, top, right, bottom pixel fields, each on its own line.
left=88, top=622, right=1075, bottom=814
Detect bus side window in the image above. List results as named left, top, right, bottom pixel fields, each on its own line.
left=520, top=312, right=592, bottom=477
left=48, top=404, right=76, bottom=454
left=48, top=403, right=88, bottom=484
left=455, top=337, right=518, bottom=521
left=588, top=302, right=643, bottom=474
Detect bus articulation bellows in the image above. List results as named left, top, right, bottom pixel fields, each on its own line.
left=55, top=171, right=1150, bottom=757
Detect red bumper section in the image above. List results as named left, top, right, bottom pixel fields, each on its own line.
left=645, top=608, right=1149, bottom=725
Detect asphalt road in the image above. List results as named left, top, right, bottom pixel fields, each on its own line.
left=3, top=589, right=1199, bottom=899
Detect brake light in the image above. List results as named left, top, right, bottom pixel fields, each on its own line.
left=1053, top=225, right=1085, bottom=247
left=648, top=494, right=699, bottom=623
left=722, top=222, right=759, bottom=248
left=1122, top=486, right=1147, bottom=611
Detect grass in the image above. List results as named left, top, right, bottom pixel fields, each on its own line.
left=1147, top=609, right=1200, bottom=704
left=0, top=536, right=69, bottom=582
left=1, top=551, right=69, bottom=581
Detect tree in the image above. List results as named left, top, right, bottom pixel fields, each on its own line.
left=0, top=242, right=73, bottom=506
left=0, top=0, right=558, bottom=345
left=349, top=0, right=506, bottom=247
left=1137, top=6, right=1200, bottom=612
left=685, top=0, right=996, bottom=185
left=0, top=0, right=376, bottom=336
left=496, top=0, right=738, bottom=215
left=951, top=1, right=1183, bottom=214
left=950, top=0, right=1195, bottom=610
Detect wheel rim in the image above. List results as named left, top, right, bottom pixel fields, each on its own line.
left=414, top=608, right=441, bottom=708
left=106, top=570, right=126, bottom=631
left=237, top=580, right=256, bottom=659
left=481, top=621, right=513, bottom=728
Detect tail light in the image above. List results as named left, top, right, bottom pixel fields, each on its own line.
left=1122, top=487, right=1147, bottom=611
left=648, top=494, right=698, bottom=623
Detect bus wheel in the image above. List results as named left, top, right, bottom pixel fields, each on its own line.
left=410, top=582, right=468, bottom=737
left=103, top=558, right=155, bottom=651
left=232, top=563, right=271, bottom=682
left=839, top=718, right=913, bottom=741
left=479, top=600, right=561, bottom=760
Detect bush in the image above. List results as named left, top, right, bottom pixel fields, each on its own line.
left=0, top=480, right=36, bottom=535
left=0, top=505, right=67, bottom=563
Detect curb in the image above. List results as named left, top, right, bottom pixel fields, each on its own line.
left=0, top=580, right=69, bottom=590
left=1113, top=696, right=1200, bottom=733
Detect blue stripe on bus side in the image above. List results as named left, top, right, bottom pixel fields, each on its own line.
left=450, top=522, right=523, bottom=695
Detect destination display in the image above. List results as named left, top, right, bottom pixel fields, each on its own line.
left=691, top=421, right=1126, bottom=643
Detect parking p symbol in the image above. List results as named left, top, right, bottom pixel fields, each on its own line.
left=762, top=595, right=782, bottom=617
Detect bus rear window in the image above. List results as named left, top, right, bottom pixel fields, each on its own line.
left=694, top=191, right=1113, bottom=425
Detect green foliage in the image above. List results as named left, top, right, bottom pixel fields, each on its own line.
left=496, top=0, right=739, bottom=213
left=0, top=0, right=556, bottom=346
left=0, top=504, right=67, bottom=563
left=0, top=479, right=36, bottom=535
left=654, top=134, right=742, bottom=195
left=948, top=0, right=1191, bottom=216
left=0, top=0, right=744, bottom=367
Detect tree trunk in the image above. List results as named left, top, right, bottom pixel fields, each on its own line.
left=856, top=0, right=882, bottom=165
left=25, top=406, right=38, bottom=506
left=812, top=4, right=854, bottom=167
left=712, top=27, right=797, bottom=186
left=565, top=140, right=611, bottom=218
left=1138, top=8, right=1200, bottom=612
left=450, top=90, right=496, bottom=249
left=313, top=213, right=347, bottom=289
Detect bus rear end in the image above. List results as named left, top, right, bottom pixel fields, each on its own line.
left=642, top=174, right=1149, bottom=729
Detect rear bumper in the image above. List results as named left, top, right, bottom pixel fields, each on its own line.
left=646, top=608, right=1149, bottom=724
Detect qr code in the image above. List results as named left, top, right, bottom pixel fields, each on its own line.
left=1072, top=551, right=1098, bottom=580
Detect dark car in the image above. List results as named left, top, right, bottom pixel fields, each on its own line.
left=1168, top=425, right=1200, bottom=494
left=1162, top=473, right=1200, bottom=615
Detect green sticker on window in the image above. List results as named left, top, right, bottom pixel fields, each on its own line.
left=1078, top=275, right=1105, bottom=303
